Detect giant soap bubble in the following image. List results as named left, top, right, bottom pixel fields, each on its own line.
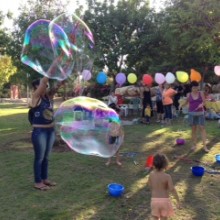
left=55, top=97, right=123, bottom=158
left=49, top=13, right=95, bottom=73
left=21, top=19, right=74, bottom=80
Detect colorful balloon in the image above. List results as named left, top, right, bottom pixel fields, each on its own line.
left=165, top=72, right=175, bottom=84
left=82, top=69, right=92, bottom=81
left=142, top=74, right=153, bottom=86
left=21, top=19, right=74, bottom=80
left=55, top=97, right=123, bottom=158
left=176, top=71, right=189, bottom=83
left=154, top=73, right=165, bottom=84
left=190, top=69, right=201, bottom=82
left=96, top=71, right=107, bottom=84
left=127, top=73, right=137, bottom=84
left=115, top=73, right=126, bottom=86
left=214, top=65, right=220, bottom=76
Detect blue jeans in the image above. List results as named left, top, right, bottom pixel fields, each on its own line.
left=32, top=127, right=55, bottom=183
left=164, top=104, right=173, bottom=119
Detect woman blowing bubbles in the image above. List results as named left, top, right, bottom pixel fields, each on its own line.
left=31, top=77, right=64, bottom=190
left=179, top=81, right=209, bottom=152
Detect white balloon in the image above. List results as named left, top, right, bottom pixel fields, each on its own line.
left=165, top=72, right=176, bottom=84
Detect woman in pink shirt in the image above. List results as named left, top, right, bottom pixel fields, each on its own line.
left=162, top=83, right=177, bottom=125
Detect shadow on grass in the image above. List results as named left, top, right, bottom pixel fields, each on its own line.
left=1, top=109, right=220, bottom=219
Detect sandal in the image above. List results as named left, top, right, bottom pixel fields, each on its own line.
left=43, top=181, right=57, bottom=187
left=34, top=185, right=50, bottom=191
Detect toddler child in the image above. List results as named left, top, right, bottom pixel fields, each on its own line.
left=144, top=104, right=151, bottom=124
left=148, top=153, right=180, bottom=220
left=105, top=118, right=124, bottom=166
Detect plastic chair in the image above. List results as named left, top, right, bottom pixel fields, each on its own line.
left=119, top=104, right=129, bottom=117
left=128, top=98, right=141, bottom=115
left=181, top=106, right=189, bottom=124
left=73, top=111, right=84, bottom=121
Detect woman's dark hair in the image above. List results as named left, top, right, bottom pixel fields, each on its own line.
left=31, top=79, right=41, bottom=89
left=153, top=153, right=169, bottom=171
left=190, top=81, right=199, bottom=87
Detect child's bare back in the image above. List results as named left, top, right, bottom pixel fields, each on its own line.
left=148, top=153, right=180, bottom=219
left=149, top=170, right=173, bottom=198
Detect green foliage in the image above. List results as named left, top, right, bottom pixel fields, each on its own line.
left=84, top=0, right=154, bottom=76
left=0, top=0, right=219, bottom=88
left=161, top=0, right=220, bottom=69
left=0, top=55, right=17, bottom=89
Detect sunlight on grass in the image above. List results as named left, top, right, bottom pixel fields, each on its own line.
left=173, top=165, right=183, bottom=173
left=149, top=127, right=168, bottom=135
left=129, top=177, right=147, bottom=196
left=0, top=109, right=28, bottom=116
left=74, top=206, right=97, bottom=220
left=0, top=128, right=15, bottom=132
left=176, top=180, right=188, bottom=200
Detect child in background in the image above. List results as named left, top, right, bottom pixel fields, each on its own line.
left=105, top=118, right=124, bottom=166
left=144, top=104, right=151, bottom=124
left=148, top=153, right=180, bottom=220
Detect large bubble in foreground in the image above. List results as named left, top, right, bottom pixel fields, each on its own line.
left=49, top=13, right=94, bottom=72
left=21, top=19, right=74, bottom=80
left=55, top=97, right=123, bottom=158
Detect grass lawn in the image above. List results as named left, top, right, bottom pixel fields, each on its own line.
left=0, top=102, right=220, bottom=220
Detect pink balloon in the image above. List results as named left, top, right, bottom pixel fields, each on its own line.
left=82, top=69, right=92, bottom=81
left=214, top=65, right=220, bottom=76
left=154, top=73, right=165, bottom=84
left=142, top=74, right=153, bottom=86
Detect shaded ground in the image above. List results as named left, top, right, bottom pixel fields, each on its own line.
left=0, top=101, right=220, bottom=220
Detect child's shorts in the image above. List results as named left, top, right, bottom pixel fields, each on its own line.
left=151, top=198, right=174, bottom=218
left=109, top=136, right=119, bottom=144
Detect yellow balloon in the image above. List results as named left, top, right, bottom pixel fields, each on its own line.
left=176, top=71, right=189, bottom=83
left=127, top=73, right=137, bottom=84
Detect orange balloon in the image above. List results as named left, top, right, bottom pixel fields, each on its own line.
left=190, top=69, right=201, bottom=82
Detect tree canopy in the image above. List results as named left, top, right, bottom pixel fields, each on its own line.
left=0, top=0, right=219, bottom=92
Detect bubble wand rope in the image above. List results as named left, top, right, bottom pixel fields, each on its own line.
left=174, top=155, right=220, bottom=174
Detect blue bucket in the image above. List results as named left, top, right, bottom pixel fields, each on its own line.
left=191, top=166, right=205, bottom=177
left=108, top=183, right=125, bottom=197
left=215, top=154, right=220, bottom=163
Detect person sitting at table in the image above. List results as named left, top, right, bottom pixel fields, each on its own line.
left=108, top=91, right=120, bottom=112
left=115, top=92, right=124, bottom=105
left=205, top=108, right=220, bottom=120
left=204, top=83, right=215, bottom=101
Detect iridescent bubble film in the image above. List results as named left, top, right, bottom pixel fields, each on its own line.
left=55, top=97, right=123, bottom=158
left=21, top=19, right=74, bottom=80
left=49, top=13, right=95, bottom=72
